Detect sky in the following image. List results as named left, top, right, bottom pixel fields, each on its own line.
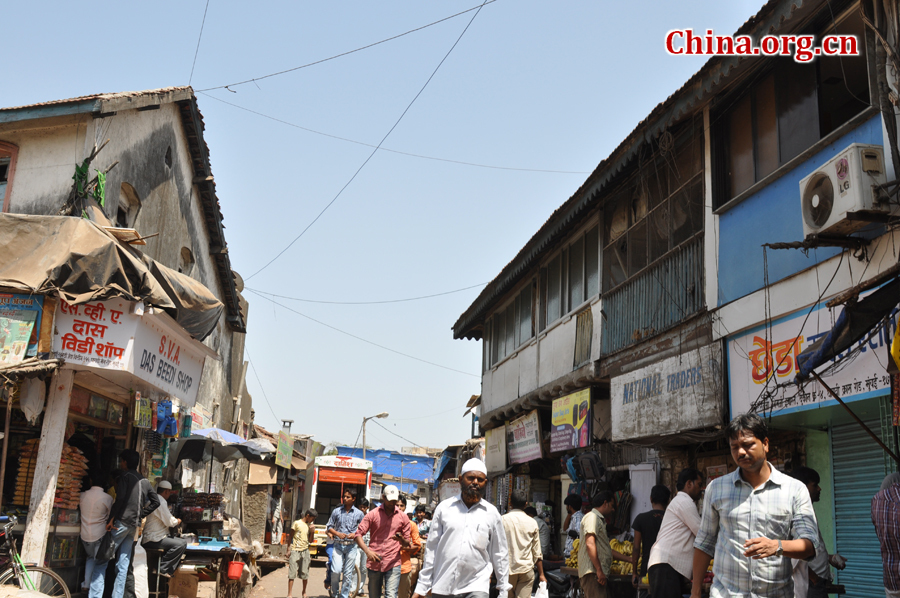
left=5, top=0, right=760, bottom=452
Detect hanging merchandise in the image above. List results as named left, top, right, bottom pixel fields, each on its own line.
left=20, top=378, right=45, bottom=425
left=156, top=398, right=178, bottom=437
left=181, top=412, right=193, bottom=437
left=146, top=431, right=162, bottom=453
left=151, top=401, right=158, bottom=430
left=134, top=392, right=152, bottom=429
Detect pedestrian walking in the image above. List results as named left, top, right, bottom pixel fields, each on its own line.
left=691, top=413, right=818, bottom=598
left=412, top=505, right=430, bottom=539
left=412, top=458, right=510, bottom=598
left=646, top=468, right=704, bottom=598
left=524, top=506, right=551, bottom=560
left=631, top=484, right=670, bottom=596
left=287, top=509, right=317, bottom=598
left=327, top=489, right=365, bottom=598
left=502, top=491, right=546, bottom=598
left=789, top=467, right=846, bottom=598
left=80, top=471, right=113, bottom=593
left=396, top=496, right=422, bottom=598
left=562, top=494, right=584, bottom=559
left=355, top=485, right=411, bottom=598
left=872, top=472, right=900, bottom=598
left=358, top=499, right=371, bottom=597
left=578, top=491, right=630, bottom=598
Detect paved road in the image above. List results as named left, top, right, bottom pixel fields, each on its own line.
left=250, top=558, right=329, bottom=598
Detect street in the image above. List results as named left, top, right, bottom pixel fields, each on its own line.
left=249, top=561, right=328, bottom=598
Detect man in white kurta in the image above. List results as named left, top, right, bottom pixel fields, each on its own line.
left=141, top=481, right=187, bottom=577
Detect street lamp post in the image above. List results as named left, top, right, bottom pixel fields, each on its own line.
left=400, top=460, right=418, bottom=501
left=362, top=412, right=389, bottom=460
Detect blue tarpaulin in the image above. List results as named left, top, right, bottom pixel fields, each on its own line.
left=337, top=446, right=434, bottom=483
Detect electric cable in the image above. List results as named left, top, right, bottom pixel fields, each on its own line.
left=247, top=289, right=479, bottom=378
left=196, top=1, right=497, bottom=92
left=189, top=0, right=211, bottom=85
left=245, top=347, right=281, bottom=424
left=245, top=282, right=488, bottom=305
left=244, top=0, right=489, bottom=282
left=371, top=419, right=426, bottom=450
left=198, top=92, right=589, bottom=175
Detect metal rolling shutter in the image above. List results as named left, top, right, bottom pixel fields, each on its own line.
left=831, top=410, right=893, bottom=597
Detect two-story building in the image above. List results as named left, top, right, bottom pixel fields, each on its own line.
left=454, top=0, right=898, bottom=592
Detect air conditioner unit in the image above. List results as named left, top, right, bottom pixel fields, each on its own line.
left=799, top=143, right=889, bottom=239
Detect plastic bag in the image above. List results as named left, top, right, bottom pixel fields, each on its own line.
left=133, top=543, right=149, bottom=598
left=20, top=378, right=45, bottom=425
left=534, top=581, right=549, bottom=598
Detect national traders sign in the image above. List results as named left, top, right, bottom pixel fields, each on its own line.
left=728, top=292, right=895, bottom=417
left=52, top=298, right=215, bottom=406
left=610, top=343, right=724, bottom=441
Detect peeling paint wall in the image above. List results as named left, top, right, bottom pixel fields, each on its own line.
left=243, top=484, right=270, bottom=544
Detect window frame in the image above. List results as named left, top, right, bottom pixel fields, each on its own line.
left=0, top=142, right=20, bottom=213
left=484, top=278, right=536, bottom=370
left=539, top=221, right=601, bottom=334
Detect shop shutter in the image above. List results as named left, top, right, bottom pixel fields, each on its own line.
left=831, top=410, right=894, bottom=597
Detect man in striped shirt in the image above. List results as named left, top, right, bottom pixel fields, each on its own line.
left=691, top=413, right=819, bottom=598
left=872, top=473, right=900, bottom=598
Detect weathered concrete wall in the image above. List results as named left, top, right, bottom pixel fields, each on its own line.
left=243, top=484, right=270, bottom=544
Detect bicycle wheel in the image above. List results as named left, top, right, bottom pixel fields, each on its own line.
left=0, top=565, right=71, bottom=598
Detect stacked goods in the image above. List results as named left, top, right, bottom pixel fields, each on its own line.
left=565, top=539, right=580, bottom=568
left=12, top=440, right=88, bottom=508
left=180, top=492, right=225, bottom=521
left=609, top=538, right=634, bottom=574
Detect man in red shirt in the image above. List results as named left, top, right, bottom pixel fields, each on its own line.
left=356, top=485, right=412, bottom=598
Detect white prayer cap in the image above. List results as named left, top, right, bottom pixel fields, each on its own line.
left=460, top=458, right=487, bottom=476
left=157, top=481, right=172, bottom=490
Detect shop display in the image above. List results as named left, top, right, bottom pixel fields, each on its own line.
left=180, top=492, right=225, bottom=521
left=609, top=538, right=633, bottom=574
left=13, top=439, right=89, bottom=509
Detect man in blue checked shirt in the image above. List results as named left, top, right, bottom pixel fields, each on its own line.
left=328, top=488, right=365, bottom=598
left=690, top=413, right=819, bottom=598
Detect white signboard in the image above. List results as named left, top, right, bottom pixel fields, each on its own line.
left=507, top=410, right=542, bottom=464
left=485, top=425, right=507, bottom=473
left=728, top=295, right=895, bottom=417
left=611, top=343, right=724, bottom=441
left=439, top=480, right=461, bottom=501
left=314, top=455, right=373, bottom=470
left=52, top=299, right=210, bottom=406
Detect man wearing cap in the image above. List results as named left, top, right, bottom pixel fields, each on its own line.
left=141, top=481, right=187, bottom=578
left=412, top=458, right=510, bottom=598
left=355, top=485, right=412, bottom=598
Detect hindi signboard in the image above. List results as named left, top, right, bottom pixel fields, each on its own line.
left=507, top=410, right=542, bottom=464
left=728, top=292, right=895, bottom=417
left=276, top=431, right=292, bottom=468
left=551, top=389, right=591, bottom=453
left=485, top=425, right=507, bottom=473
left=0, top=294, right=43, bottom=365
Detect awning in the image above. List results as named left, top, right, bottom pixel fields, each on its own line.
left=291, top=456, right=308, bottom=471
left=0, top=213, right=223, bottom=340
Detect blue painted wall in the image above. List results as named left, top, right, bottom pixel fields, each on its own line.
left=337, top=446, right=434, bottom=483
left=717, top=115, right=883, bottom=306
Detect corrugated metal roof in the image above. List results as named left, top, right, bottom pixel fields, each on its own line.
left=452, top=0, right=809, bottom=340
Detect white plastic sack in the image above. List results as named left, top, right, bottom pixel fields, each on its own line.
left=534, top=581, right=548, bottom=598
left=20, top=378, right=45, bottom=425
left=133, top=542, right=149, bottom=598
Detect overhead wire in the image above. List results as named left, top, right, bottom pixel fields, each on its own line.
left=371, top=419, right=426, bottom=450
left=244, top=0, right=490, bottom=282
left=195, top=0, right=498, bottom=92
left=245, top=347, right=281, bottom=424
left=245, top=282, right=488, bottom=305
left=197, top=92, right=589, bottom=175
left=189, top=0, right=211, bottom=86
left=246, top=289, right=479, bottom=378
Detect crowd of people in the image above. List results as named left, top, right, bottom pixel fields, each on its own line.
left=283, top=412, right=899, bottom=598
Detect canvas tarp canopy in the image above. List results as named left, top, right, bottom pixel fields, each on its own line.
left=0, top=213, right=223, bottom=340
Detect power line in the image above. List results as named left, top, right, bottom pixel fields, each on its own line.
left=247, top=289, right=479, bottom=378
left=244, top=1, right=489, bottom=282
left=245, top=347, right=281, bottom=424
left=389, top=406, right=465, bottom=421
left=245, top=282, right=488, bottom=305
left=198, top=92, right=589, bottom=175
left=371, top=419, right=425, bottom=450
left=189, top=0, right=211, bottom=85
left=195, top=1, right=498, bottom=92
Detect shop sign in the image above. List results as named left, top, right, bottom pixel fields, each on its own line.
left=276, top=431, right=292, bottom=468
left=728, top=295, right=896, bottom=417
left=485, top=425, right=507, bottom=473
left=0, top=294, right=43, bottom=365
left=610, top=343, right=724, bottom=441
left=506, top=410, right=542, bottom=464
left=551, top=389, right=591, bottom=453
left=439, top=480, right=460, bottom=501
left=314, top=455, right=373, bottom=470
left=52, top=299, right=211, bottom=406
